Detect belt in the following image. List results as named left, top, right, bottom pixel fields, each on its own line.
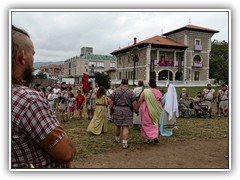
left=220, top=99, right=228, bottom=101
left=96, top=104, right=106, bottom=106
left=115, top=105, right=132, bottom=107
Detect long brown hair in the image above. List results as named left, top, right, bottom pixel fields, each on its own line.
left=96, top=86, right=106, bottom=99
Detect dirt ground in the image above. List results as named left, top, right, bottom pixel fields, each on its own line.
left=72, top=138, right=229, bottom=169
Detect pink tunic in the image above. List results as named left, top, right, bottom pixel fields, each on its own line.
left=140, top=88, right=162, bottom=140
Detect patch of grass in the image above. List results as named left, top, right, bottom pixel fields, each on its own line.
left=61, top=116, right=228, bottom=163
left=65, top=85, right=227, bottom=163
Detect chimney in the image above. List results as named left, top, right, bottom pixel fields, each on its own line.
left=133, top=37, right=137, bottom=45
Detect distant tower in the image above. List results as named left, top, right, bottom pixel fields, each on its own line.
left=81, top=47, right=93, bottom=55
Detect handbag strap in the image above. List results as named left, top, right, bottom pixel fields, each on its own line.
left=114, top=89, right=128, bottom=106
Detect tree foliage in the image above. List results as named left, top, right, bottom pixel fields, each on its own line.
left=128, top=47, right=140, bottom=62
left=209, top=40, right=229, bottom=84
left=35, top=71, right=47, bottom=79
left=94, top=72, right=111, bottom=90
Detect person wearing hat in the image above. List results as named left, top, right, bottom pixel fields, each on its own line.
left=217, top=83, right=229, bottom=117
left=202, top=83, right=216, bottom=118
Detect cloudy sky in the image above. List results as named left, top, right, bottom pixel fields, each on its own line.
left=11, top=10, right=229, bottom=63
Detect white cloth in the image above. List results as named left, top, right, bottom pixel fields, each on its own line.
left=106, top=88, right=115, bottom=97
left=48, top=94, right=55, bottom=105
left=53, top=88, right=60, bottom=95
left=164, top=84, right=179, bottom=121
left=133, top=86, right=144, bottom=99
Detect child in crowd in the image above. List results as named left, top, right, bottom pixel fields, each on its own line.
left=75, top=90, right=85, bottom=119
left=180, top=88, right=189, bottom=99
left=47, top=88, right=55, bottom=111
left=68, top=92, right=75, bottom=119
left=57, top=91, right=68, bottom=122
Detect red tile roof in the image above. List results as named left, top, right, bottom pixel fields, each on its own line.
left=40, top=64, right=64, bottom=70
left=163, top=24, right=219, bottom=36
left=140, top=35, right=187, bottom=47
left=111, top=35, right=187, bottom=55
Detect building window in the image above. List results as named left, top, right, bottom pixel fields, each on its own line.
left=89, top=61, right=96, bottom=67
left=119, top=72, right=122, bottom=79
left=194, top=71, right=200, bottom=81
left=118, top=57, right=122, bottom=65
left=194, top=39, right=202, bottom=51
left=193, top=55, right=203, bottom=67
left=96, top=69, right=104, bottom=73
left=195, top=39, right=200, bottom=45
left=110, top=62, right=115, bottom=68
left=97, top=62, right=104, bottom=68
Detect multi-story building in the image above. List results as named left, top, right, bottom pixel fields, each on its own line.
left=40, top=64, right=64, bottom=80
left=64, top=47, right=116, bottom=83
left=111, top=24, right=219, bottom=86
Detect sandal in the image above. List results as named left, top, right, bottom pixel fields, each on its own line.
left=114, top=139, right=120, bottom=143
left=144, top=139, right=150, bottom=143
left=122, top=143, right=129, bottom=149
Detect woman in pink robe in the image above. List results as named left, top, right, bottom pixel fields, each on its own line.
left=139, top=79, right=162, bottom=143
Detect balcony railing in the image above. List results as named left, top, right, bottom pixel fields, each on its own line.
left=174, top=61, right=184, bottom=67
left=194, top=44, right=202, bottom=51
left=193, top=61, right=203, bottom=67
left=153, top=59, right=183, bottom=67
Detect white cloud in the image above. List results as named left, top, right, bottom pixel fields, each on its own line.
left=11, top=10, right=229, bottom=62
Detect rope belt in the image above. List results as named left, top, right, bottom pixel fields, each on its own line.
left=95, top=103, right=106, bottom=106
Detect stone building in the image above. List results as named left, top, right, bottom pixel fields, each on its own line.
left=64, top=47, right=116, bottom=83
left=110, top=24, right=219, bottom=86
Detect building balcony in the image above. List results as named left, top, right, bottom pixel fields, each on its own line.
left=194, top=44, right=202, bottom=51
left=193, top=61, right=203, bottom=68
left=174, top=61, right=184, bottom=67
left=153, top=59, right=183, bottom=67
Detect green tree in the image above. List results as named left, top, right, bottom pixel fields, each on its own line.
left=35, top=71, right=47, bottom=79
left=209, top=40, right=229, bottom=84
left=128, top=47, right=140, bottom=85
left=94, top=72, right=111, bottom=90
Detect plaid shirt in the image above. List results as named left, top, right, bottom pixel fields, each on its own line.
left=12, top=84, right=65, bottom=168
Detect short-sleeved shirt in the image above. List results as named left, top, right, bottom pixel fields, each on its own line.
left=203, top=88, right=215, bottom=101
left=47, top=93, right=55, bottom=105
left=53, top=88, right=60, bottom=95
left=110, top=87, right=137, bottom=126
left=76, top=94, right=85, bottom=107
left=12, top=84, right=65, bottom=168
left=218, top=89, right=228, bottom=101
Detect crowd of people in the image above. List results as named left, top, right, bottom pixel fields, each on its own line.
left=11, top=25, right=229, bottom=168
left=178, top=83, right=229, bottom=119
